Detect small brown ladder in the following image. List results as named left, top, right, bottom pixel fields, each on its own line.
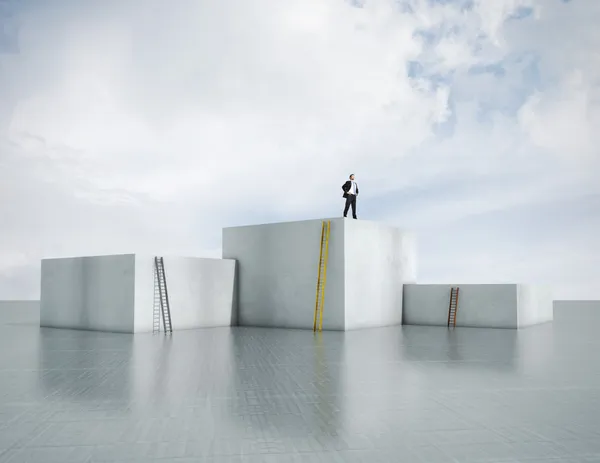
left=447, top=287, right=459, bottom=327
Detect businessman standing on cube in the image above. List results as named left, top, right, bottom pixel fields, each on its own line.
left=342, top=174, right=358, bottom=219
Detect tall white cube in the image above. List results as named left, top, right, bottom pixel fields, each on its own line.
left=40, top=254, right=236, bottom=333
left=222, top=218, right=417, bottom=330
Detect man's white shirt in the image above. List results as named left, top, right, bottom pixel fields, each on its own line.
left=349, top=181, right=357, bottom=195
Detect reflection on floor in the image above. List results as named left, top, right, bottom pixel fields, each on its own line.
left=0, top=301, right=599, bottom=462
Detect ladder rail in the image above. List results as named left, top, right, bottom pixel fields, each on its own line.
left=453, top=287, right=460, bottom=327
left=161, top=258, right=173, bottom=333
left=313, top=221, right=326, bottom=332
left=152, top=264, right=161, bottom=333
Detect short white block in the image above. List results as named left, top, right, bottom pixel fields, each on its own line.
left=222, top=218, right=417, bottom=331
left=403, top=283, right=553, bottom=329
left=40, top=254, right=236, bottom=333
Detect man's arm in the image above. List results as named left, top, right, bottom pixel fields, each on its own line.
left=342, top=181, right=351, bottom=192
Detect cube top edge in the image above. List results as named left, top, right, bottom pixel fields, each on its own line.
left=41, top=253, right=137, bottom=261
left=222, top=217, right=344, bottom=230
left=41, top=254, right=234, bottom=262
left=404, top=283, right=521, bottom=287
left=404, top=283, right=552, bottom=289
left=222, top=217, right=414, bottom=233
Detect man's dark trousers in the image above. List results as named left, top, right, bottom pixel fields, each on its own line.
left=344, top=194, right=357, bottom=219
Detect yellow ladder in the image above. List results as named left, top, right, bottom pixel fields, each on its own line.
left=313, top=220, right=331, bottom=332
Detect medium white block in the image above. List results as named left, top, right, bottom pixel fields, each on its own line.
left=222, top=218, right=417, bottom=330
left=40, top=254, right=236, bottom=333
left=403, top=283, right=553, bottom=329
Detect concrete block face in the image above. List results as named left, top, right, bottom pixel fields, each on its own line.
left=400, top=231, right=418, bottom=283
left=133, top=256, right=236, bottom=332
left=40, top=254, right=136, bottom=332
left=344, top=220, right=416, bottom=330
left=403, top=284, right=519, bottom=329
left=40, top=254, right=236, bottom=333
left=133, top=255, right=154, bottom=333
left=517, top=284, right=554, bottom=328
left=222, top=218, right=346, bottom=330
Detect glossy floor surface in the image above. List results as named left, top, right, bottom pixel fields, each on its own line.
left=0, top=301, right=599, bottom=462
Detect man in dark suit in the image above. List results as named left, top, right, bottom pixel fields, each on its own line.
left=342, top=174, right=359, bottom=219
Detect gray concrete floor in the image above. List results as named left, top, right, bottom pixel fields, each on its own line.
left=0, top=301, right=599, bottom=462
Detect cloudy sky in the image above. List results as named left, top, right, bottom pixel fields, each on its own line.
left=0, top=0, right=598, bottom=300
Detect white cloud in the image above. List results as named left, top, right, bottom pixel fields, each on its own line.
left=0, top=0, right=599, bottom=299
left=519, top=70, right=600, bottom=159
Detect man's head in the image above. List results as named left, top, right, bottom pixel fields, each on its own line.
left=349, top=174, right=355, bottom=180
